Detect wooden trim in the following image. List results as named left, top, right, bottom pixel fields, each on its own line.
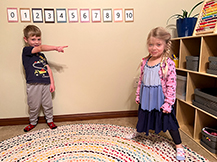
left=0, top=110, right=138, bottom=126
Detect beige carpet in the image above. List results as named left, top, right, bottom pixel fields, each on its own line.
left=0, top=117, right=216, bottom=161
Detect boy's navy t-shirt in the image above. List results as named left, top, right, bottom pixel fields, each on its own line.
left=22, top=46, right=50, bottom=84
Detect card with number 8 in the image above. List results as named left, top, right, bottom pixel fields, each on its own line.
left=103, top=9, right=112, bottom=22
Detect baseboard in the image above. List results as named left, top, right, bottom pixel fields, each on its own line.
left=0, top=110, right=138, bottom=126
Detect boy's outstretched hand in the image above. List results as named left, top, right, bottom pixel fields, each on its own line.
left=56, top=46, right=68, bottom=53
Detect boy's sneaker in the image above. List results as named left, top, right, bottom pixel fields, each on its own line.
left=125, top=132, right=140, bottom=139
left=24, top=124, right=36, bottom=132
left=176, top=148, right=185, bottom=161
left=47, top=122, right=57, bottom=129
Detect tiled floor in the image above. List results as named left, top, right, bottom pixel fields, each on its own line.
left=0, top=117, right=216, bottom=161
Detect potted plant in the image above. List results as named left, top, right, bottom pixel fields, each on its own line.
left=167, top=1, right=204, bottom=37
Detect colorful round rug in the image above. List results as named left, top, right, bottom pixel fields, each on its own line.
left=0, top=124, right=209, bottom=162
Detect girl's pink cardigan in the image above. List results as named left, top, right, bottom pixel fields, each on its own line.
left=135, top=57, right=176, bottom=113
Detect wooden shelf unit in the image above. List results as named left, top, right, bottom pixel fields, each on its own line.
left=171, top=34, right=217, bottom=159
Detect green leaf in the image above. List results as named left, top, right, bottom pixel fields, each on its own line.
left=188, top=1, right=204, bottom=17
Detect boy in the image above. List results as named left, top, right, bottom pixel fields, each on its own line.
left=22, top=25, right=68, bottom=132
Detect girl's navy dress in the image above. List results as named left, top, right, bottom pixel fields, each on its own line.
left=136, top=59, right=179, bottom=135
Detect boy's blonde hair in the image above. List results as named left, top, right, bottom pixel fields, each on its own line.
left=146, top=27, right=172, bottom=77
left=23, top=25, right=41, bottom=39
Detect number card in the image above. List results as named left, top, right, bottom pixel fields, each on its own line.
left=80, top=9, right=90, bottom=23
left=56, top=9, right=67, bottom=23
left=44, top=9, right=55, bottom=23
left=103, top=9, right=112, bottom=22
left=125, top=9, right=134, bottom=22
left=32, top=8, right=43, bottom=23
left=114, top=9, right=123, bottom=22
left=193, top=0, right=217, bottom=35
left=92, top=9, right=101, bottom=23
left=68, top=9, right=78, bottom=22
left=20, top=8, right=31, bottom=22
left=7, top=8, right=18, bottom=22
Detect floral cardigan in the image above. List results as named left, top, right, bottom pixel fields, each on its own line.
left=135, top=57, right=176, bottom=113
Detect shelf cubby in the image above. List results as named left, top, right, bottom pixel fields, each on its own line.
left=173, top=34, right=217, bottom=159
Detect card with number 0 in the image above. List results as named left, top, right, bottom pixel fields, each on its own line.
left=7, top=8, right=18, bottom=22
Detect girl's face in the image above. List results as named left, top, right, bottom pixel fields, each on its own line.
left=148, top=36, right=166, bottom=59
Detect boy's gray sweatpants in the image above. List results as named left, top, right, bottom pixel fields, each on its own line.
left=26, top=83, right=53, bottom=125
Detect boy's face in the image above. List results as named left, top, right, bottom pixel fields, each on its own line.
left=24, top=35, right=41, bottom=47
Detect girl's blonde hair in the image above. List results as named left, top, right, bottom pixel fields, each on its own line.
left=145, top=27, right=172, bottom=77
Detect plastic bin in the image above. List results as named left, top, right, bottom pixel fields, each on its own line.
left=209, top=56, right=217, bottom=70
left=176, top=75, right=186, bottom=100
left=207, top=57, right=217, bottom=75
left=193, top=88, right=217, bottom=117
left=186, top=56, right=199, bottom=71
left=200, top=127, right=217, bottom=153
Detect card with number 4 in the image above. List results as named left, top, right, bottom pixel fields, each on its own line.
left=56, top=9, right=67, bottom=23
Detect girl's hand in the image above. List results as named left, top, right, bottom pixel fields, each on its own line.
left=162, top=110, right=170, bottom=114
left=56, top=46, right=68, bottom=53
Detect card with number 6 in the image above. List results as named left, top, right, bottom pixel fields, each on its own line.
left=80, top=9, right=90, bottom=23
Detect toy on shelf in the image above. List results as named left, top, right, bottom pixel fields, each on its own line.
left=193, top=0, right=217, bottom=35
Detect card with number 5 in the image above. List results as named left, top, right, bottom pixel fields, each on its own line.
left=68, top=9, right=78, bottom=23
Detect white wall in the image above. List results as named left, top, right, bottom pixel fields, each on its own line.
left=0, top=0, right=202, bottom=118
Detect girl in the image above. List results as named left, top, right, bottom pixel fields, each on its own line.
left=126, top=27, right=185, bottom=161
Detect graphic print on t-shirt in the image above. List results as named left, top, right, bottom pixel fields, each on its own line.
left=33, top=55, right=49, bottom=78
